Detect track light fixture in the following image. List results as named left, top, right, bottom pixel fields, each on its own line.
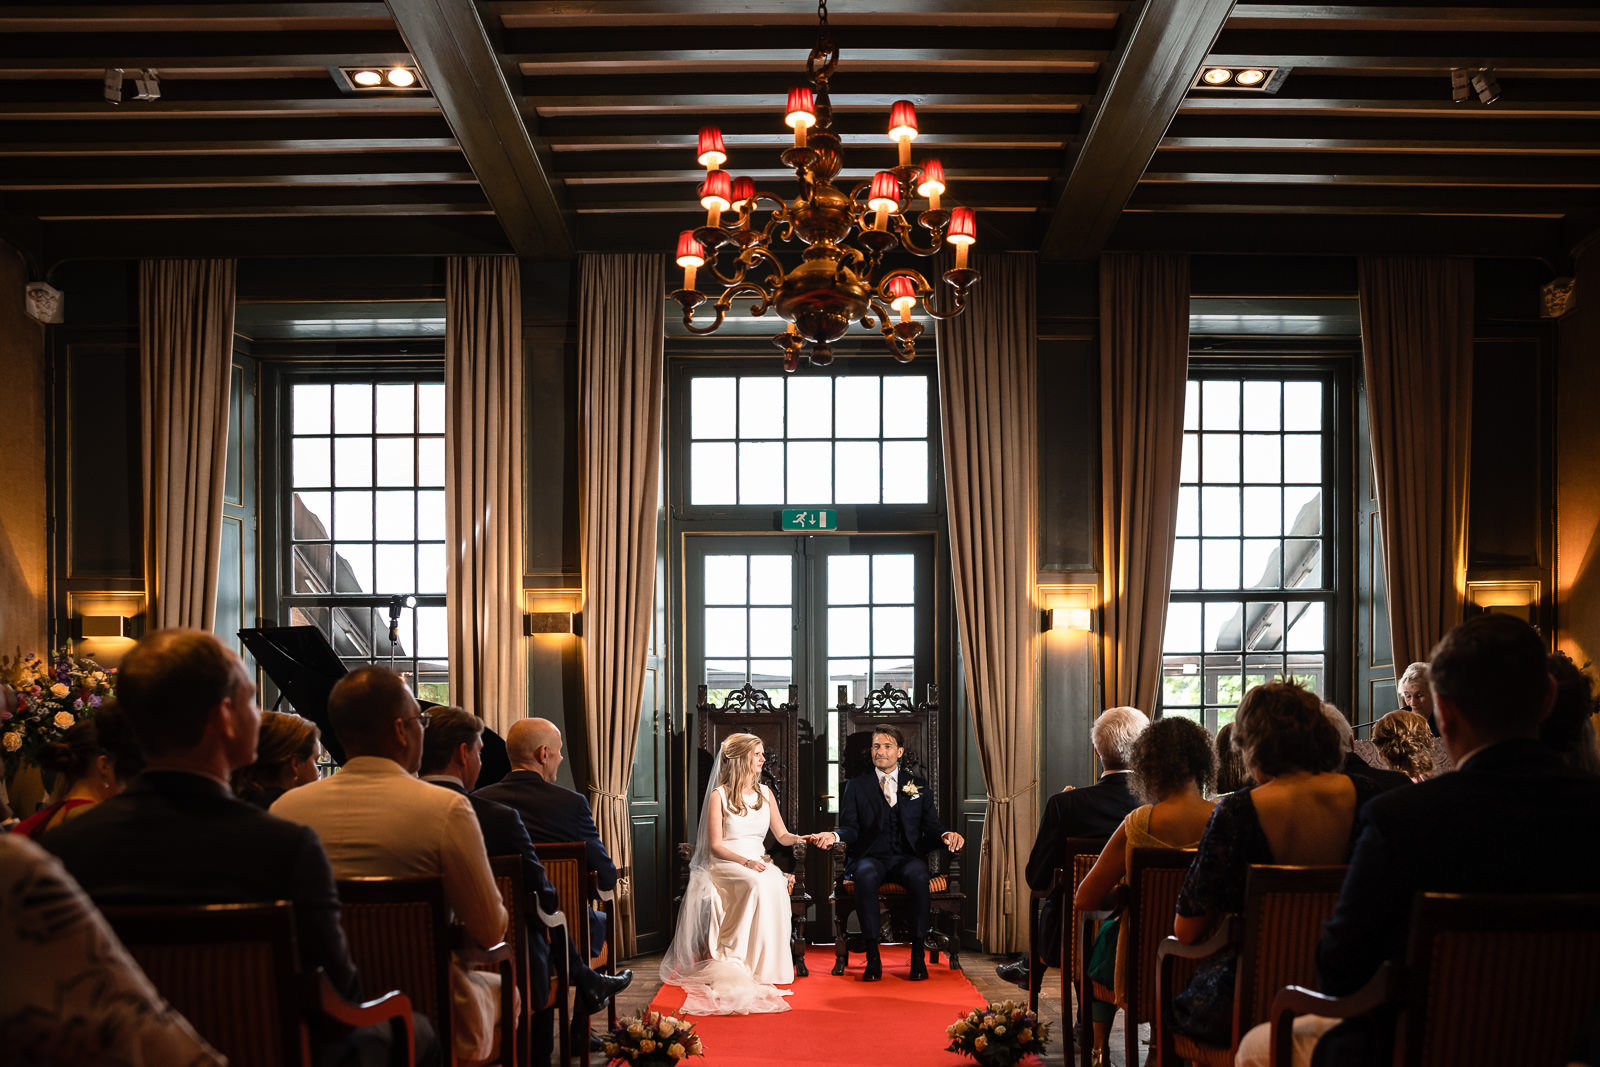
left=1470, top=68, right=1501, bottom=105
left=1192, top=65, right=1289, bottom=94
left=104, top=67, right=159, bottom=105
left=335, top=65, right=428, bottom=93
left=1450, top=68, right=1472, bottom=103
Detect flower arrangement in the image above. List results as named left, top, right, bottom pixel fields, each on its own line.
left=945, top=999, right=1050, bottom=1067
left=603, top=1008, right=705, bottom=1066
left=0, top=649, right=116, bottom=769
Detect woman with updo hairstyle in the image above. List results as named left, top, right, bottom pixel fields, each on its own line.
left=11, top=705, right=145, bottom=839
left=1166, top=681, right=1377, bottom=1046
left=1370, top=709, right=1436, bottom=782
left=1541, top=652, right=1600, bottom=776
left=231, top=711, right=322, bottom=810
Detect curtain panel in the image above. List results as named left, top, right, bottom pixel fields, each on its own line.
left=578, top=252, right=666, bottom=954
left=444, top=256, right=527, bottom=737
left=139, top=258, right=237, bottom=631
left=1358, top=256, right=1474, bottom=670
left=936, top=252, right=1040, bottom=952
left=1098, top=253, right=1191, bottom=717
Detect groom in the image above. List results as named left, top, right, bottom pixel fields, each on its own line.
left=815, top=727, right=964, bottom=982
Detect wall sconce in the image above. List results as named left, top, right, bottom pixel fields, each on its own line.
left=1465, top=580, right=1539, bottom=625
left=524, top=611, right=581, bottom=636
left=78, top=614, right=129, bottom=638
left=1044, top=607, right=1093, bottom=632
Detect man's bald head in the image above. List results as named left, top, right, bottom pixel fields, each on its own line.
left=506, top=718, right=563, bottom=781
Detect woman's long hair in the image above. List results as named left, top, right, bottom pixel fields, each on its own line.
left=231, top=711, right=320, bottom=806
left=1371, top=710, right=1436, bottom=779
left=715, top=732, right=766, bottom=816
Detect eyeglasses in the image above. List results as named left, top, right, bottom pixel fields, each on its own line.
left=407, top=711, right=431, bottom=729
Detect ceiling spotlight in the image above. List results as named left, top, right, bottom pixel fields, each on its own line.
left=1192, top=65, right=1288, bottom=93
left=385, top=66, right=415, bottom=88
left=132, top=68, right=160, bottom=102
left=1471, top=68, right=1501, bottom=105
left=103, top=67, right=124, bottom=105
left=1202, top=67, right=1233, bottom=85
left=1234, top=68, right=1267, bottom=87
left=335, top=65, right=427, bottom=93
left=352, top=69, right=383, bottom=87
left=1451, top=68, right=1471, bottom=103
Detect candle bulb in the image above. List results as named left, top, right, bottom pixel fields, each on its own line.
left=889, top=276, right=917, bottom=324
left=786, top=87, right=816, bottom=149
left=947, top=206, right=976, bottom=270
left=868, top=170, right=900, bottom=232
left=675, top=230, right=705, bottom=292
left=917, top=158, right=946, bottom=212
left=888, top=100, right=918, bottom=168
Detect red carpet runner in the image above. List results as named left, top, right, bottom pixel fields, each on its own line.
left=645, top=946, right=992, bottom=1066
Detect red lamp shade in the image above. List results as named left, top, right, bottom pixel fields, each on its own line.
left=699, top=170, right=732, bottom=211
left=888, top=99, right=919, bottom=141
left=786, top=87, right=816, bottom=130
left=868, top=171, right=901, bottom=213
left=946, top=206, right=976, bottom=245
left=696, top=126, right=727, bottom=169
left=730, top=176, right=757, bottom=211
left=675, top=230, right=705, bottom=268
left=888, top=276, right=917, bottom=312
left=916, top=158, right=946, bottom=198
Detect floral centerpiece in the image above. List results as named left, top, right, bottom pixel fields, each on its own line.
left=945, top=999, right=1050, bottom=1067
left=0, top=649, right=116, bottom=769
left=603, top=1008, right=704, bottom=1066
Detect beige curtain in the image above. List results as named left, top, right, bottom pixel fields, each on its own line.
left=139, top=259, right=236, bottom=631
left=578, top=253, right=665, bottom=955
left=1099, top=253, right=1190, bottom=715
left=1359, top=257, right=1474, bottom=668
left=445, top=257, right=526, bottom=736
left=936, top=252, right=1039, bottom=952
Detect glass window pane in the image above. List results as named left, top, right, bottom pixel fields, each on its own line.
left=1202, top=538, right=1241, bottom=590
left=1287, top=654, right=1326, bottom=693
left=293, top=384, right=331, bottom=435
left=1286, top=601, right=1325, bottom=651
left=375, top=490, right=416, bottom=540
left=835, top=377, right=881, bottom=438
left=418, top=438, right=445, bottom=488
left=1246, top=653, right=1285, bottom=689
left=690, top=442, right=737, bottom=505
left=882, top=376, right=928, bottom=438
left=334, top=383, right=372, bottom=434
left=786, top=441, right=833, bottom=504
left=739, top=377, right=784, bottom=439
left=1241, top=435, right=1281, bottom=483
left=1244, top=539, right=1281, bottom=589
left=1285, top=539, right=1323, bottom=588
left=692, top=377, right=736, bottom=439
left=738, top=442, right=784, bottom=504
left=873, top=554, right=915, bottom=604
left=1244, top=603, right=1285, bottom=651
left=1164, top=603, right=1202, bottom=653
left=417, top=543, right=446, bottom=594
left=829, top=660, right=870, bottom=709
left=787, top=377, right=832, bottom=438
left=293, top=491, right=332, bottom=541
left=375, top=383, right=415, bottom=433
left=1201, top=433, right=1240, bottom=483
left=1242, top=381, right=1281, bottom=431
left=417, top=382, right=445, bottom=434
left=1176, top=487, right=1200, bottom=537
left=1183, top=380, right=1199, bottom=431
left=293, top=545, right=330, bottom=593
left=1202, top=380, right=1240, bottom=430
left=335, top=544, right=372, bottom=592
left=704, top=555, right=747, bottom=605
left=334, top=438, right=372, bottom=488
left=1180, top=433, right=1199, bottom=483
left=418, top=491, right=446, bottom=540
left=1242, top=487, right=1282, bottom=536
left=872, top=658, right=913, bottom=692
left=1206, top=601, right=1244, bottom=651
left=749, top=607, right=792, bottom=657
left=1171, top=539, right=1200, bottom=590
left=333, top=490, right=373, bottom=540
left=293, top=438, right=331, bottom=488
left=1200, top=487, right=1240, bottom=536
left=706, top=660, right=747, bottom=689
left=872, top=606, right=915, bottom=656
left=416, top=606, right=448, bottom=658
left=704, top=607, right=748, bottom=657
left=835, top=441, right=880, bottom=504
left=882, top=441, right=928, bottom=504
left=828, top=606, right=870, bottom=657
left=829, top=556, right=870, bottom=606
left=749, top=556, right=790, bottom=605
left=376, top=544, right=415, bottom=594
left=1163, top=662, right=1202, bottom=706
left=1283, top=381, right=1322, bottom=430
left=376, top=438, right=414, bottom=487
left=1284, top=486, right=1321, bottom=535
left=1284, top=434, right=1321, bottom=483
left=750, top=660, right=792, bottom=691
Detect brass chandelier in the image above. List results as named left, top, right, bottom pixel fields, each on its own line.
left=668, top=0, right=981, bottom=372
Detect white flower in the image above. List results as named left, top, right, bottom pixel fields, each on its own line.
left=667, top=1043, right=686, bottom=1059
left=901, top=781, right=921, bottom=798
left=50, top=683, right=70, bottom=698
left=2, top=731, right=20, bottom=751
left=91, top=671, right=106, bottom=683
left=53, top=711, right=76, bottom=729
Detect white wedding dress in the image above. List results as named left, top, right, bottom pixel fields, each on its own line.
left=660, top=783, right=794, bottom=1015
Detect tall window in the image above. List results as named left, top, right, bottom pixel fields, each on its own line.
left=1161, top=369, right=1341, bottom=730
left=278, top=374, right=450, bottom=701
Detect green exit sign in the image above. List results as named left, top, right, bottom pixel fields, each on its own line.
left=781, top=508, right=838, bottom=531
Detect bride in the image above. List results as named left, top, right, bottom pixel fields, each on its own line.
left=660, top=732, right=820, bottom=1015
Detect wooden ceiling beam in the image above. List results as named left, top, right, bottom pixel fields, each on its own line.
left=1128, top=184, right=1585, bottom=215
left=1226, top=6, right=1600, bottom=33
left=515, top=48, right=1102, bottom=75
left=385, top=0, right=572, bottom=257
left=529, top=93, right=1086, bottom=117
left=0, top=97, right=440, bottom=119
left=1106, top=211, right=1566, bottom=261
left=1041, top=0, right=1238, bottom=259
left=544, top=131, right=1070, bottom=153
left=1161, top=135, right=1600, bottom=156
left=0, top=136, right=462, bottom=157
left=489, top=2, right=1126, bottom=30
left=0, top=5, right=395, bottom=33
left=1202, top=54, right=1600, bottom=77
left=1178, top=98, right=1600, bottom=118
left=0, top=54, right=414, bottom=77
left=17, top=185, right=490, bottom=217
left=2, top=172, right=477, bottom=191
left=1143, top=170, right=1600, bottom=189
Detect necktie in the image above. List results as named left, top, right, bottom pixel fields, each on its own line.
left=882, top=773, right=896, bottom=807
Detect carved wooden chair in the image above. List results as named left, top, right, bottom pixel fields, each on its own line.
left=828, top=682, right=964, bottom=974
left=1030, top=836, right=1109, bottom=1013
left=104, top=900, right=414, bottom=1067
left=539, top=840, right=617, bottom=1063
left=489, top=854, right=571, bottom=1067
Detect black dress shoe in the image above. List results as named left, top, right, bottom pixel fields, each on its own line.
left=577, top=969, right=633, bottom=1016
left=862, top=943, right=882, bottom=982
left=995, top=958, right=1030, bottom=988
left=909, top=949, right=929, bottom=982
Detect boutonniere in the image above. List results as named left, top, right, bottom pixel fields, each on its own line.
left=901, top=781, right=921, bottom=799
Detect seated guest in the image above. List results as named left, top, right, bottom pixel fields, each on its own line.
left=12, top=704, right=143, bottom=838
left=232, top=710, right=323, bottom=809
left=0, top=833, right=224, bottom=1065
left=1397, top=660, right=1454, bottom=773
left=1323, top=704, right=1410, bottom=793
left=1544, top=652, right=1600, bottom=776
left=1168, top=681, right=1377, bottom=1046
left=1214, top=721, right=1247, bottom=795
left=1000, top=705, right=1148, bottom=991
left=1239, top=614, right=1600, bottom=1067
left=1074, top=716, right=1216, bottom=1061
left=272, top=666, right=509, bottom=1067
left=1370, top=710, right=1435, bottom=782
left=43, top=629, right=428, bottom=1067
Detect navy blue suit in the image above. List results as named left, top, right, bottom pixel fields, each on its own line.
left=837, top=768, right=948, bottom=943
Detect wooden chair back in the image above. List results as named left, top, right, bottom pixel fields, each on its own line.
left=538, top=842, right=593, bottom=961
left=104, top=901, right=309, bottom=1067
left=1234, top=865, right=1347, bottom=1038
left=838, top=683, right=942, bottom=805
left=1066, top=839, right=1107, bottom=1005
left=694, top=682, right=803, bottom=828
left=492, top=853, right=571, bottom=1067
left=1125, top=847, right=1198, bottom=1029
left=337, top=876, right=453, bottom=1057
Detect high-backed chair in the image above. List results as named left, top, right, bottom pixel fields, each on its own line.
left=828, top=682, right=964, bottom=974
left=1155, top=864, right=1347, bottom=1066
left=103, top=900, right=414, bottom=1067
left=1270, top=892, right=1600, bottom=1067
left=539, top=840, right=616, bottom=1063
left=490, top=854, right=571, bottom=1067
left=1077, top=846, right=1197, bottom=1067
left=1030, top=836, right=1109, bottom=1013
left=680, top=682, right=813, bottom=973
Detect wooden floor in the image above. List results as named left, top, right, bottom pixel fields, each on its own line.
left=601, top=950, right=1147, bottom=1067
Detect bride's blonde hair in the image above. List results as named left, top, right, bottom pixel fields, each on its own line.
left=716, top=733, right=766, bottom=816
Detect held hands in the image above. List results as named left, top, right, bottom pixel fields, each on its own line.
left=941, top=831, right=965, bottom=852
left=802, top=831, right=839, bottom=849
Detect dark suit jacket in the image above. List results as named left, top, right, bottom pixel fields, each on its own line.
left=1312, top=739, right=1600, bottom=1066
left=42, top=769, right=362, bottom=1001
left=1340, top=751, right=1412, bottom=795
left=1023, top=772, right=1140, bottom=968
left=836, top=769, right=947, bottom=876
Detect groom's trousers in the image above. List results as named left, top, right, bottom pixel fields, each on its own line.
left=852, top=854, right=931, bottom=943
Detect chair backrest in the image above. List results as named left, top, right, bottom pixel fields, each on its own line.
left=1402, top=892, right=1600, bottom=1067
left=337, top=876, right=452, bottom=1054
left=1065, top=837, right=1108, bottom=986
left=103, top=901, right=308, bottom=1067
left=694, top=682, right=802, bottom=828
left=538, top=841, right=593, bottom=959
left=1232, top=865, right=1348, bottom=1041
left=837, top=683, right=941, bottom=806
left=1125, top=846, right=1199, bottom=1025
